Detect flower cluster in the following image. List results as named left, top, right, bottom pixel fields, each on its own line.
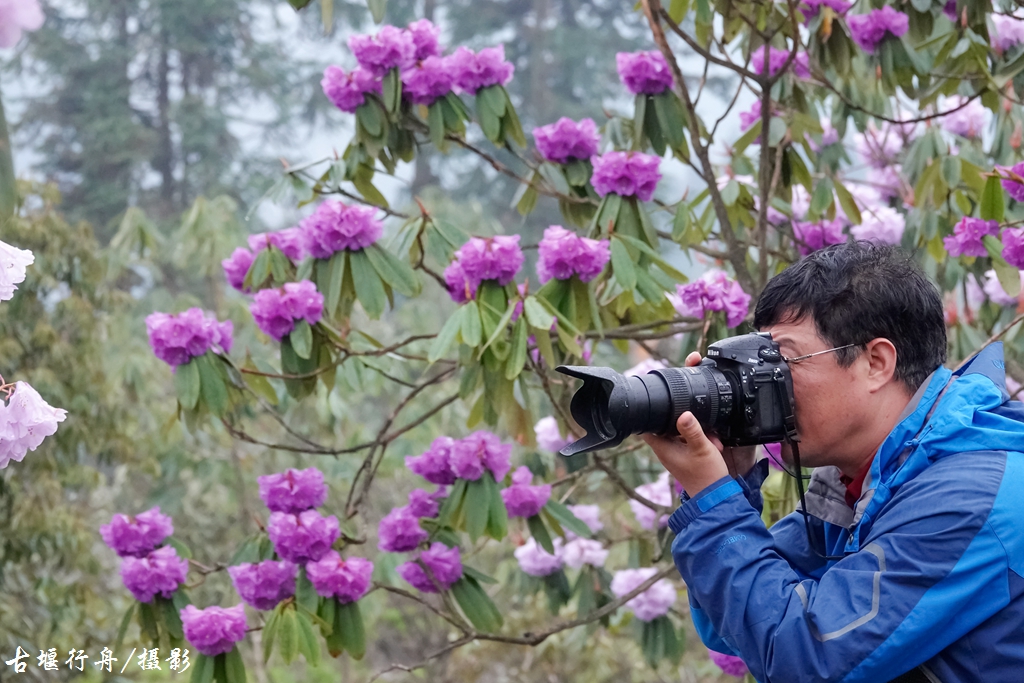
left=0, top=0, right=43, bottom=48
left=992, top=14, right=1024, bottom=52
left=448, top=45, right=515, bottom=94
left=301, top=201, right=383, bottom=258
left=402, top=56, right=455, bottom=105
left=227, top=560, right=297, bottom=611
left=267, top=508, right=339, bottom=565
left=321, top=66, right=382, bottom=113
left=673, top=269, right=751, bottom=328
left=793, top=218, right=847, bottom=256
left=944, top=217, right=1000, bottom=257
left=848, top=7, right=909, bottom=53
left=0, top=382, right=68, bottom=469
left=708, top=649, right=750, bottom=678
left=500, top=466, right=551, bottom=518
left=984, top=269, right=1024, bottom=306
left=443, top=236, right=523, bottom=303
left=533, top=117, right=600, bottom=165
left=513, top=504, right=606, bottom=576
left=350, top=25, right=418, bottom=76
left=750, top=46, right=810, bottom=79
left=629, top=471, right=674, bottom=530
left=850, top=206, right=905, bottom=246
left=396, top=542, right=463, bottom=593
left=609, top=567, right=677, bottom=621
left=180, top=605, right=247, bottom=657
left=590, top=151, right=662, bottom=202
left=536, top=226, right=610, bottom=283
left=406, top=430, right=513, bottom=484
left=258, top=467, right=328, bottom=514
left=801, top=0, right=850, bottom=22
left=941, top=96, right=989, bottom=139
left=616, top=51, right=673, bottom=95
left=250, top=280, right=324, bottom=341
left=0, top=240, right=34, bottom=301
left=1002, top=161, right=1024, bottom=202
left=378, top=504, right=429, bottom=553
left=145, top=308, right=233, bottom=367
left=533, top=416, right=569, bottom=453
left=514, top=538, right=564, bottom=576
left=100, top=506, right=174, bottom=558
left=306, top=551, right=374, bottom=603
left=854, top=121, right=904, bottom=168
left=1004, top=228, right=1024, bottom=269
left=121, top=546, right=190, bottom=603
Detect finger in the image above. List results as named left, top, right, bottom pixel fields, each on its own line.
left=684, top=351, right=701, bottom=367
left=675, top=412, right=717, bottom=456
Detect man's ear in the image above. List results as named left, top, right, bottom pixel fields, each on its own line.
left=863, top=338, right=898, bottom=392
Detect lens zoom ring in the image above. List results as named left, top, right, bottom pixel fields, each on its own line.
left=701, top=367, right=719, bottom=423
left=654, top=370, right=692, bottom=432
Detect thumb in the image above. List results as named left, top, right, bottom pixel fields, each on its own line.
left=676, top=412, right=711, bottom=449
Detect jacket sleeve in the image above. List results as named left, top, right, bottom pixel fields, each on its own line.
left=670, top=454, right=1009, bottom=683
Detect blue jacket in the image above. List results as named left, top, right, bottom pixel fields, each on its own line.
left=669, top=343, right=1024, bottom=682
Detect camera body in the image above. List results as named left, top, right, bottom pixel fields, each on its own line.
left=556, top=332, right=798, bottom=456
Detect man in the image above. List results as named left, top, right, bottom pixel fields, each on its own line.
left=644, top=242, right=1024, bottom=682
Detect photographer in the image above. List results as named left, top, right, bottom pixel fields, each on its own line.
left=644, top=242, right=1024, bottom=682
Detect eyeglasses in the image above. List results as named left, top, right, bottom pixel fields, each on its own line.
left=782, top=343, right=858, bottom=365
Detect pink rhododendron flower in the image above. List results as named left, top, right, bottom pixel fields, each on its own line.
left=1002, top=162, right=1024, bottom=202
left=407, top=487, right=445, bottom=518
left=673, top=269, right=751, bottom=328
left=793, top=218, right=846, bottom=256
left=941, top=96, right=989, bottom=139
left=0, top=382, right=68, bottom=469
left=449, top=430, right=512, bottom=481
left=1003, top=228, right=1024, bottom=269
left=406, top=436, right=458, bottom=485
left=629, top=471, right=673, bottom=530
left=402, top=55, right=455, bottom=106
left=944, top=217, right=999, bottom=258
left=0, top=240, right=34, bottom=301
left=850, top=206, right=905, bottom=245
left=534, top=416, right=569, bottom=453
left=848, top=7, right=909, bottom=53
left=396, top=542, right=462, bottom=592
left=616, top=50, right=673, bottom=95
left=0, top=0, right=44, bottom=48
left=301, top=201, right=382, bottom=257
left=120, top=545, right=189, bottom=603
left=257, top=467, right=328, bottom=514
left=536, top=226, right=610, bottom=283
left=449, top=45, right=514, bottom=94
left=377, top=505, right=429, bottom=553
left=349, top=25, right=416, bottom=76
left=100, top=506, right=174, bottom=558
left=565, top=504, right=603, bottom=536
left=514, top=537, right=563, bottom=577
left=405, top=19, right=440, bottom=61
left=444, top=236, right=523, bottom=301
left=249, top=280, right=324, bottom=341
left=500, top=466, right=552, bottom=518
left=590, top=151, right=662, bottom=202
left=992, top=14, right=1024, bottom=52
left=222, top=248, right=255, bottom=292
left=533, top=118, right=600, bottom=164
left=708, top=649, right=749, bottom=677
left=609, top=567, right=676, bottom=621
left=266, top=509, right=340, bottom=564
left=227, top=560, right=296, bottom=610
left=750, top=46, right=810, bottom=79
left=305, top=552, right=373, bottom=603
left=561, top=538, right=608, bottom=569
left=983, top=269, right=1023, bottom=306
left=179, top=604, right=247, bottom=656
left=145, top=308, right=233, bottom=367
left=321, top=66, right=381, bottom=113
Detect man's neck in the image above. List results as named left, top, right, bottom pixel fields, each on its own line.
left=837, top=385, right=915, bottom=478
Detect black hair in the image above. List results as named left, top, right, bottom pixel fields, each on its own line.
left=754, top=241, right=946, bottom=392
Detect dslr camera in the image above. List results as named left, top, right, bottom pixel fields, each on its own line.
left=556, top=332, right=798, bottom=456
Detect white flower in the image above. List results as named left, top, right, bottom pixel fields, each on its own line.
left=0, top=240, right=34, bottom=302
left=0, top=382, right=67, bottom=468
left=565, top=504, right=603, bottom=536
left=534, top=416, right=569, bottom=453
left=561, top=538, right=608, bottom=569
left=610, top=567, right=676, bottom=621
left=983, top=269, right=1023, bottom=307
left=629, top=471, right=673, bottom=530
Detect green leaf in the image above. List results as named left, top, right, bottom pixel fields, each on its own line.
left=463, top=478, right=490, bottom=541
left=981, top=175, right=1006, bottom=222
left=809, top=178, right=835, bottom=218
left=196, top=354, right=229, bottom=417
left=515, top=184, right=539, bottom=216
left=476, top=89, right=502, bottom=142
left=224, top=647, right=247, bottom=683
left=352, top=174, right=389, bottom=209
left=355, top=101, right=382, bottom=138
left=290, top=320, right=313, bottom=360
left=165, top=536, right=192, bottom=560
left=834, top=181, right=861, bottom=226
left=437, top=478, right=468, bottom=527
left=324, top=251, right=347, bottom=318
left=350, top=249, right=387, bottom=319
left=720, top=180, right=740, bottom=206
left=478, top=298, right=517, bottom=357
left=161, top=596, right=184, bottom=640
left=984, top=234, right=1021, bottom=298
left=244, top=249, right=270, bottom=291
left=175, top=359, right=201, bottom=411
left=483, top=470, right=508, bottom=540
left=365, top=243, right=420, bottom=297
left=527, top=513, right=555, bottom=554
left=114, top=603, right=136, bottom=656
left=462, top=564, right=499, bottom=584
left=367, top=0, right=386, bottom=23
left=137, top=601, right=160, bottom=644
left=544, top=499, right=593, bottom=538
left=335, top=600, right=366, bottom=659
left=295, top=610, right=322, bottom=667
left=941, top=156, right=962, bottom=189
left=610, top=237, right=636, bottom=291
left=505, top=317, right=528, bottom=380
left=462, top=301, right=483, bottom=347
left=190, top=653, right=215, bottom=683
left=732, top=120, right=763, bottom=155
left=429, top=306, right=465, bottom=363
left=262, top=609, right=280, bottom=664
left=383, top=69, right=401, bottom=114
left=451, top=576, right=503, bottom=632
left=523, top=296, right=555, bottom=331
left=296, top=566, right=319, bottom=614
left=277, top=606, right=298, bottom=664
left=616, top=234, right=687, bottom=282
left=428, top=100, right=446, bottom=148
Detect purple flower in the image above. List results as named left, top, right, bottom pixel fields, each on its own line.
left=941, top=96, right=989, bottom=139
left=222, top=248, right=255, bottom=292
left=533, top=117, right=600, bottom=165
left=180, top=604, right=247, bottom=657
left=251, top=227, right=308, bottom=262
left=739, top=101, right=761, bottom=131
left=609, top=567, right=676, bottom=621
left=848, top=7, right=909, bottom=54
left=1004, top=228, right=1024, bottom=269
left=406, top=436, right=458, bottom=485
left=396, top=542, right=463, bottom=592
left=628, top=471, right=673, bottom=530
left=377, top=505, right=429, bottom=553
left=513, top=538, right=563, bottom=577
left=536, top=226, right=610, bottom=283
left=305, top=551, right=373, bottom=603
left=943, top=1, right=958, bottom=22
left=227, top=560, right=297, bottom=610
left=615, top=51, right=673, bottom=95
left=0, top=382, right=67, bottom=469
left=249, top=280, right=324, bottom=341
left=565, top=504, right=603, bottom=536
left=673, top=269, right=751, bottom=328
left=405, top=19, right=440, bottom=61
left=762, top=442, right=786, bottom=471
left=120, top=546, right=189, bottom=603
left=561, top=538, right=608, bottom=569
left=452, top=235, right=524, bottom=288
left=101, top=506, right=174, bottom=558
left=322, top=66, right=382, bottom=114
left=793, top=218, right=847, bottom=256
left=750, top=46, right=810, bottom=79
left=145, top=308, right=233, bottom=367
left=266, top=510, right=340, bottom=564
left=850, top=206, right=905, bottom=245
left=984, top=269, right=1022, bottom=306
left=443, top=259, right=477, bottom=303
left=500, top=466, right=552, bottom=518
left=402, top=55, right=455, bottom=106
left=449, top=430, right=512, bottom=482
left=407, top=488, right=444, bottom=518
left=0, top=0, right=44, bottom=49
left=590, top=151, right=661, bottom=202
left=854, top=121, right=903, bottom=168
left=349, top=25, right=417, bottom=76
left=449, top=45, right=515, bottom=95
left=301, top=201, right=382, bottom=258
left=944, top=217, right=1000, bottom=257
left=992, top=15, right=1024, bottom=52
left=257, top=467, right=328, bottom=514
left=801, top=0, right=850, bottom=22
left=1002, top=162, right=1024, bottom=202
left=534, top=416, right=568, bottom=453
left=709, top=650, right=749, bottom=677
